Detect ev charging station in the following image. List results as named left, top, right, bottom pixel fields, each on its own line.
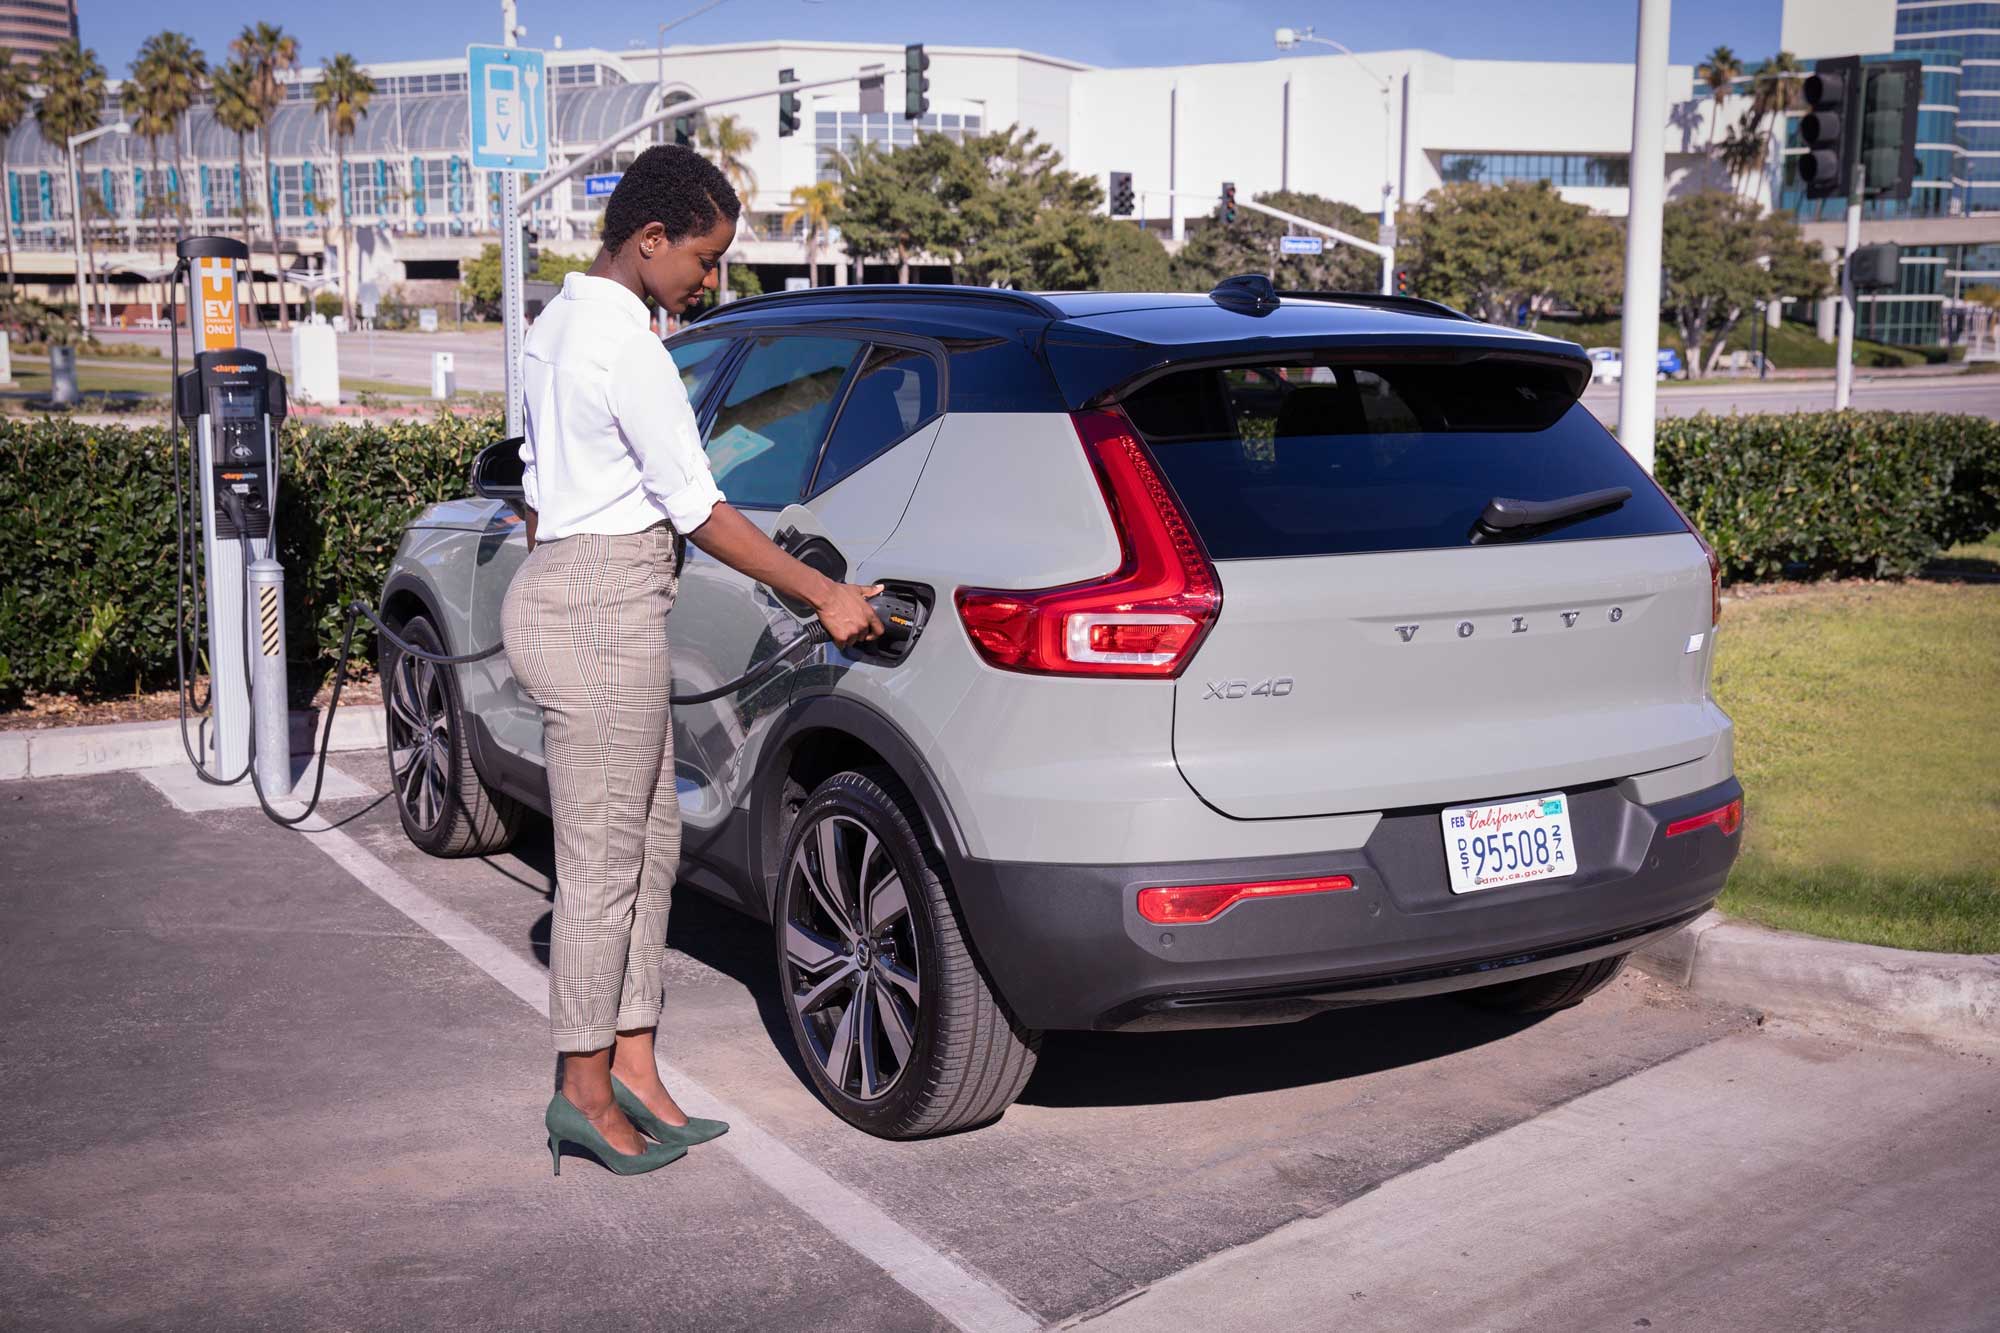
left=172, top=235, right=294, bottom=799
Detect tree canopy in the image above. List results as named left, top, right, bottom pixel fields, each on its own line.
left=1172, top=190, right=1381, bottom=293
left=1395, top=180, right=1622, bottom=326
left=1663, top=191, right=1830, bottom=374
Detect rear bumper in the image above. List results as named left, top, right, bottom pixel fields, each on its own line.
left=950, top=777, right=1742, bottom=1031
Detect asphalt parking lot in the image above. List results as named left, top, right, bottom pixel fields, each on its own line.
left=4, top=754, right=1996, bottom=1331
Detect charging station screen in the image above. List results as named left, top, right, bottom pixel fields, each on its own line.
left=213, top=387, right=259, bottom=420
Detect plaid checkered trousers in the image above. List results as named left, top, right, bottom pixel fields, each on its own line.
left=502, top=525, right=681, bottom=1052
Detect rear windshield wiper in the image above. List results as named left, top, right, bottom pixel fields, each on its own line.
left=1468, top=487, right=1632, bottom=544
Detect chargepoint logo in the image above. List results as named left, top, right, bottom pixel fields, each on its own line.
left=196, top=258, right=238, bottom=353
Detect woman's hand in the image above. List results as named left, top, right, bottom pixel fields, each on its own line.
left=813, top=581, right=886, bottom=649
left=684, top=503, right=885, bottom=648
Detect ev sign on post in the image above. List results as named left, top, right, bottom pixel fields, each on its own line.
left=469, top=42, right=547, bottom=439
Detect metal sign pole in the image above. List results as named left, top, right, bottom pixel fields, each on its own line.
left=502, top=171, right=524, bottom=437
left=1835, top=164, right=1864, bottom=412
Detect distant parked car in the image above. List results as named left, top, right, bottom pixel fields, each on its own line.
left=1585, top=347, right=1682, bottom=383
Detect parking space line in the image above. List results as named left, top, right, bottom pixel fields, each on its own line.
left=292, top=809, right=1043, bottom=1333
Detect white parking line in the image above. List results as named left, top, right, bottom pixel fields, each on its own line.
left=292, top=807, right=1043, bottom=1333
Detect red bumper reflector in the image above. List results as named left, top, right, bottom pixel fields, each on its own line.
left=1664, top=798, right=1744, bottom=839
left=1137, top=875, right=1356, bottom=925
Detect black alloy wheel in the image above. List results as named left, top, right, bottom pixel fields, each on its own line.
left=775, top=769, right=1040, bottom=1138
left=382, top=613, right=521, bottom=857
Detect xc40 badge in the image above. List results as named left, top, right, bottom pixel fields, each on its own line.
left=1202, top=677, right=1294, bottom=700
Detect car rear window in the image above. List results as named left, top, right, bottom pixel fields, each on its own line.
left=1120, top=358, right=1686, bottom=560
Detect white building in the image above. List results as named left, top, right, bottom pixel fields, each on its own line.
left=5, top=36, right=1751, bottom=317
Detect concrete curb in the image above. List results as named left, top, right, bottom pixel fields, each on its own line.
left=1634, top=910, right=2000, bottom=1049
left=0, top=705, right=386, bottom=781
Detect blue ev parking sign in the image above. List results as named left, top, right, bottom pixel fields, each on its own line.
left=467, top=45, right=548, bottom=172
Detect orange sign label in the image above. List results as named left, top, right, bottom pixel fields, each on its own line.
left=195, top=257, right=239, bottom=352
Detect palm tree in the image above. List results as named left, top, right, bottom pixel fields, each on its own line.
left=1697, top=45, right=1743, bottom=156
left=1749, top=50, right=1805, bottom=204
left=232, top=22, right=297, bottom=328
left=698, top=113, right=757, bottom=294
left=1719, top=107, right=1769, bottom=197
left=783, top=180, right=839, bottom=288
left=33, top=40, right=107, bottom=328
left=127, top=32, right=205, bottom=250
left=313, top=52, right=373, bottom=325
left=211, top=58, right=261, bottom=313
left=0, top=51, right=31, bottom=297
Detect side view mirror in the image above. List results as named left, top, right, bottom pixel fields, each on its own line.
left=472, top=438, right=527, bottom=516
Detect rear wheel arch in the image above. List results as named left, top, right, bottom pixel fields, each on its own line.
left=751, top=696, right=970, bottom=918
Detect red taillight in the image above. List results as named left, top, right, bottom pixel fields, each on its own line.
left=1137, top=875, right=1356, bottom=925
left=954, top=409, right=1221, bottom=678
left=1665, top=798, right=1743, bottom=839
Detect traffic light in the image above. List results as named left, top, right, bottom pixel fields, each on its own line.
left=778, top=68, right=801, bottom=138
left=904, top=43, right=930, bottom=120
left=1222, top=181, right=1236, bottom=224
left=522, top=225, right=539, bottom=271
left=1860, top=60, right=1922, bottom=200
left=1850, top=242, right=1902, bottom=290
left=673, top=115, right=693, bottom=147
left=1109, top=171, right=1134, bottom=217
left=1395, top=268, right=1409, bottom=296
left=1800, top=56, right=1859, bottom=200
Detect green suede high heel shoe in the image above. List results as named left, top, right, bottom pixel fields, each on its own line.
left=611, top=1075, right=730, bottom=1148
left=545, top=1093, right=688, bottom=1176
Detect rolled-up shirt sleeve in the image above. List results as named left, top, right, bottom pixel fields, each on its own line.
left=606, top=335, right=725, bottom=534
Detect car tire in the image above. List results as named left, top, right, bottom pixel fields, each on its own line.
left=774, top=768, right=1041, bottom=1139
left=381, top=612, right=523, bottom=858
left=1458, top=952, right=1631, bottom=1015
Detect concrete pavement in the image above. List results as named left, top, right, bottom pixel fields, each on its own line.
left=5, top=754, right=1995, bottom=1330
left=1582, top=374, right=2000, bottom=424
left=1073, top=1028, right=2000, bottom=1332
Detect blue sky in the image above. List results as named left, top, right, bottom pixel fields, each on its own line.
left=79, top=0, right=1782, bottom=77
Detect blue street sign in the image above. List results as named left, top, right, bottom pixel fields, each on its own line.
left=585, top=172, right=623, bottom=198
left=467, top=45, right=548, bottom=172
left=1280, top=234, right=1324, bottom=256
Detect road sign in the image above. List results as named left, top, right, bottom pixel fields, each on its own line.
left=584, top=172, right=623, bottom=198
left=467, top=44, right=548, bottom=172
left=1280, top=234, right=1324, bottom=256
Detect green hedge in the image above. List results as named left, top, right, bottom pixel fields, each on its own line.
left=1656, top=412, right=2000, bottom=582
left=1, top=409, right=1996, bottom=706
left=0, top=414, right=500, bottom=706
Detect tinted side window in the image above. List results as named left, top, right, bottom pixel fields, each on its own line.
left=705, top=336, right=862, bottom=508
left=666, top=336, right=733, bottom=406
left=812, top=344, right=941, bottom=494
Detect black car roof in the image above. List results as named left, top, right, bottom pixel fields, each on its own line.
left=684, top=275, right=1590, bottom=411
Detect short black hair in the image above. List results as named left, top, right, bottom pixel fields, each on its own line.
left=601, top=144, right=740, bottom=252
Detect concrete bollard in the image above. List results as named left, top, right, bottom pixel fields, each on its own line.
left=431, top=351, right=456, bottom=399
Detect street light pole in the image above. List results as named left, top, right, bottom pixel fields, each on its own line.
left=67, top=121, right=130, bottom=331
left=656, top=0, right=732, bottom=90
left=1619, top=0, right=1671, bottom=472
left=1275, top=26, right=1396, bottom=293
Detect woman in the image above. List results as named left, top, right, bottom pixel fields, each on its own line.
left=503, top=145, right=883, bottom=1177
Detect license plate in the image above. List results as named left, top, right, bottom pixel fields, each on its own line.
left=1440, top=792, right=1576, bottom=894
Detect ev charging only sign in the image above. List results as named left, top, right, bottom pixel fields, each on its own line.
left=467, top=45, right=548, bottom=172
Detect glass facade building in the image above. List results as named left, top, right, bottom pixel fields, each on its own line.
left=813, top=110, right=984, bottom=182
left=1771, top=5, right=2000, bottom=344
left=1437, top=152, right=1630, bottom=188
